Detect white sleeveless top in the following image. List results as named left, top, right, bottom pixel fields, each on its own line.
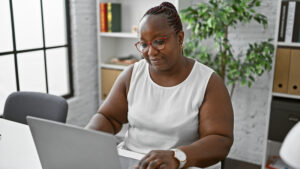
left=123, top=59, right=214, bottom=154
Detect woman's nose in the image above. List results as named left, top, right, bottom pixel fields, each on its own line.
left=147, top=45, right=159, bottom=56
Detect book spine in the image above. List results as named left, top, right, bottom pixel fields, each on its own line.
left=103, top=3, right=107, bottom=32
left=285, top=2, right=296, bottom=43
left=100, top=3, right=107, bottom=32
left=111, top=3, right=121, bottom=32
left=107, top=3, right=112, bottom=32
left=298, top=27, right=300, bottom=42
left=292, top=2, right=300, bottom=42
left=278, top=2, right=288, bottom=41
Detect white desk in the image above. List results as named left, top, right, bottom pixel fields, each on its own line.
left=0, top=118, right=42, bottom=169
left=0, top=118, right=142, bottom=169
left=0, top=119, right=220, bottom=169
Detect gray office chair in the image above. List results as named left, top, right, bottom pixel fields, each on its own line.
left=3, top=91, right=68, bottom=124
left=221, top=160, right=225, bottom=169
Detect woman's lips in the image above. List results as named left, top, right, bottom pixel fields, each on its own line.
left=150, top=59, right=163, bottom=65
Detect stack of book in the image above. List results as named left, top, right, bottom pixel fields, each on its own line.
left=99, top=2, right=121, bottom=32
left=278, top=1, right=300, bottom=43
left=110, top=55, right=139, bottom=65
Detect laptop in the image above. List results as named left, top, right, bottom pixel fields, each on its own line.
left=27, top=116, right=141, bottom=169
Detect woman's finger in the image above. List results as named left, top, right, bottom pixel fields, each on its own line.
left=147, top=159, right=163, bottom=169
left=158, top=163, right=168, bottom=169
left=138, top=154, right=156, bottom=169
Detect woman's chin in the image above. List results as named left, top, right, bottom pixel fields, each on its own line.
left=150, top=64, right=169, bottom=72
left=147, top=59, right=168, bottom=72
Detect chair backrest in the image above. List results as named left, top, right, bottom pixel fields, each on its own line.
left=3, top=91, right=68, bottom=124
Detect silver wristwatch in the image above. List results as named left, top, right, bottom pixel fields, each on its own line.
left=171, top=148, right=187, bottom=169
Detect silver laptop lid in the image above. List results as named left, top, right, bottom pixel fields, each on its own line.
left=27, top=116, right=122, bottom=169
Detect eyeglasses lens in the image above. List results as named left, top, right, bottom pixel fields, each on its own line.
left=136, top=39, right=165, bottom=53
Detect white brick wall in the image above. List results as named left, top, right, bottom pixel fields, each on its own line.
left=66, top=0, right=278, bottom=165
left=66, top=0, right=99, bottom=126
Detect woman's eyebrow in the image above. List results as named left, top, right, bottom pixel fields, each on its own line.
left=139, top=33, right=169, bottom=41
left=155, top=32, right=169, bottom=37
left=138, top=37, right=146, bottom=41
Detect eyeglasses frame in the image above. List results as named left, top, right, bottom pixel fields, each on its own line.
left=134, top=32, right=175, bottom=54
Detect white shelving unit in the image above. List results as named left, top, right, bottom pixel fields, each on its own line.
left=96, top=0, right=196, bottom=101
left=262, top=0, right=300, bottom=168
left=100, top=63, right=128, bottom=70
left=99, top=32, right=137, bottom=38
left=272, top=92, right=300, bottom=99
left=277, top=42, right=300, bottom=47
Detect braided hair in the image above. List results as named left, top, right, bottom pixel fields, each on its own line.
left=142, top=2, right=183, bottom=34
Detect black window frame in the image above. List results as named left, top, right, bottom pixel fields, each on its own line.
left=0, top=0, right=74, bottom=99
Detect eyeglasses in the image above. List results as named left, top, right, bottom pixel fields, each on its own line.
left=135, top=34, right=172, bottom=53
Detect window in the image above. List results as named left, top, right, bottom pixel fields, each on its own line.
left=0, top=0, right=73, bottom=112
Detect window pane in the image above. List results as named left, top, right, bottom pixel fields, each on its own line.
left=18, top=51, right=46, bottom=92
left=0, top=55, right=16, bottom=114
left=46, top=48, right=69, bottom=96
left=13, top=0, right=43, bottom=50
left=0, top=0, right=13, bottom=53
left=43, top=0, right=67, bottom=47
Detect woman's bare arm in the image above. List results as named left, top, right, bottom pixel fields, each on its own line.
left=85, top=65, right=134, bottom=134
left=178, top=73, right=234, bottom=168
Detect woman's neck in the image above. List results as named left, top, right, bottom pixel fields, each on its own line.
left=149, top=57, right=194, bottom=87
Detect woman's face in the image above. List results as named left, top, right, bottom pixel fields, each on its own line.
left=138, top=14, right=184, bottom=72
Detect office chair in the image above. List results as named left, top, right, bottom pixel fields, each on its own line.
left=221, top=160, right=225, bottom=169
left=3, top=91, right=68, bottom=124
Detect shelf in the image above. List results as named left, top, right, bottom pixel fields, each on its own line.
left=277, top=42, right=300, bottom=47
left=100, top=63, right=128, bottom=70
left=99, top=32, right=138, bottom=38
left=272, top=92, right=300, bottom=99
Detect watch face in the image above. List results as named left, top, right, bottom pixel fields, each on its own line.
left=172, top=149, right=187, bottom=168
left=176, top=150, right=186, bottom=162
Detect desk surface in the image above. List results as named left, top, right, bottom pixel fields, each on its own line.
left=0, top=119, right=220, bottom=169
left=0, top=118, right=42, bottom=169
left=0, top=118, right=141, bottom=169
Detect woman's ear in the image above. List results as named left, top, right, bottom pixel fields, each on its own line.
left=177, top=31, right=184, bottom=47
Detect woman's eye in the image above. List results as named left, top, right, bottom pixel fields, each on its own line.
left=154, top=39, right=165, bottom=46
left=141, top=43, right=148, bottom=48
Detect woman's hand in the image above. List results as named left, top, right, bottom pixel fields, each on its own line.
left=134, top=150, right=179, bottom=169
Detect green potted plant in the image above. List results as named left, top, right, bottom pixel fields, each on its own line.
left=180, top=0, right=274, bottom=96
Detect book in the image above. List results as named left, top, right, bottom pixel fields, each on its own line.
left=285, top=2, right=296, bottom=43
left=278, top=2, right=289, bottom=41
left=107, top=3, right=121, bottom=32
left=110, top=55, right=139, bottom=65
left=100, top=3, right=107, bottom=32
left=298, top=28, right=300, bottom=42
left=292, top=2, right=300, bottom=42
left=266, top=156, right=292, bottom=169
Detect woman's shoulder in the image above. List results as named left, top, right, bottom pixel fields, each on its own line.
left=133, top=59, right=147, bottom=71
left=193, top=60, right=214, bottom=74
left=188, top=59, right=215, bottom=82
left=119, top=59, right=147, bottom=94
left=120, top=59, right=146, bottom=80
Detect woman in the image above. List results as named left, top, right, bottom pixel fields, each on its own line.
left=86, top=2, right=234, bottom=169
